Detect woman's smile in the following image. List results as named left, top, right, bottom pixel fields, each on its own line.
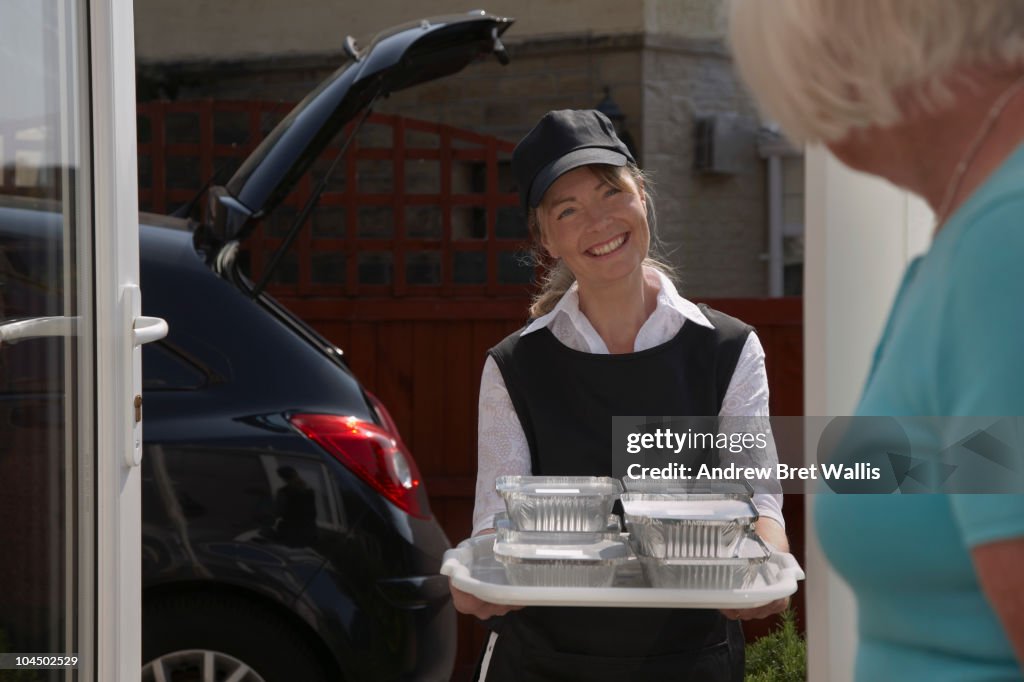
left=586, top=232, right=630, bottom=257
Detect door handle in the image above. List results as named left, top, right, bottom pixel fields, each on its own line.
left=123, top=285, right=169, bottom=468
left=0, top=315, right=166, bottom=346
left=132, top=315, right=168, bottom=345
left=0, top=316, right=79, bottom=347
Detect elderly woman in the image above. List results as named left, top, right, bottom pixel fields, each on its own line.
left=729, top=1, right=1024, bottom=680
left=449, top=109, right=789, bottom=681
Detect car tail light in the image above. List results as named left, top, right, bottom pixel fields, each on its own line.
left=365, top=390, right=406, bottom=448
left=289, top=413, right=430, bottom=519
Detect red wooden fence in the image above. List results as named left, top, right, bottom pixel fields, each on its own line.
left=137, top=103, right=534, bottom=298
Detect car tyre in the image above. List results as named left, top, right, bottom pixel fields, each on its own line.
left=142, top=592, right=334, bottom=682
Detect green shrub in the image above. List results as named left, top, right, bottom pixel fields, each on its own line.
left=745, top=608, right=807, bottom=682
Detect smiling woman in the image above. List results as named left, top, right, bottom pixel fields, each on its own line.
left=448, top=110, right=790, bottom=682
left=529, top=163, right=656, bottom=325
left=515, top=112, right=669, bottom=322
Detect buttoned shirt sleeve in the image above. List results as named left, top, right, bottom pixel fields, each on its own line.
left=719, top=332, right=785, bottom=529
left=472, top=355, right=532, bottom=536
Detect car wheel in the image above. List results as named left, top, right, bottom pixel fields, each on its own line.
left=143, top=593, right=334, bottom=682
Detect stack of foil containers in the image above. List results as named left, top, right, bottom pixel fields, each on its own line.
left=621, top=486, right=771, bottom=589
left=491, top=477, right=772, bottom=590
left=492, top=476, right=630, bottom=587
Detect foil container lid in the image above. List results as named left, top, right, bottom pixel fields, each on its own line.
left=494, top=536, right=630, bottom=562
left=496, top=476, right=624, bottom=497
left=621, top=492, right=758, bottom=524
left=622, top=479, right=754, bottom=497
left=639, top=533, right=771, bottom=567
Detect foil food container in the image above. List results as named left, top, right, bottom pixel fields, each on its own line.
left=495, top=524, right=623, bottom=548
left=496, top=476, right=624, bottom=532
left=621, top=492, right=759, bottom=559
left=638, top=556, right=764, bottom=590
left=493, top=534, right=631, bottom=587
left=493, top=512, right=622, bottom=539
left=638, top=534, right=772, bottom=590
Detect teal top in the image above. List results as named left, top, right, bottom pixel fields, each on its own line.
left=815, top=142, right=1024, bottom=681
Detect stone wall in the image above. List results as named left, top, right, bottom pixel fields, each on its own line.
left=134, top=0, right=729, bottom=62
left=641, top=36, right=767, bottom=297
left=133, top=0, right=646, bottom=62
left=137, top=31, right=773, bottom=296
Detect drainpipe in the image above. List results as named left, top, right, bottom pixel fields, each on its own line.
left=758, top=127, right=801, bottom=297
left=768, top=154, right=784, bottom=297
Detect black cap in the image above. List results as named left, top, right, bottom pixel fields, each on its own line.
left=512, top=109, right=635, bottom=210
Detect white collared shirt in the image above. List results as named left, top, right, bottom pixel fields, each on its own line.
left=472, top=269, right=784, bottom=535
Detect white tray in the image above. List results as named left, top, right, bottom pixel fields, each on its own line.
left=442, top=535, right=804, bottom=609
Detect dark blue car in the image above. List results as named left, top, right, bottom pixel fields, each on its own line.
left=1, top=11, right=512, bottom=682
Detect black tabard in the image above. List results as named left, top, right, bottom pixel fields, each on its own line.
left=477, top=305, right=752, bottom=682
left=489, top=304, right=751, bottom=476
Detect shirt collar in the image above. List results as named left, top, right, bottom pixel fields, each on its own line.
left=521, top=267, right=714, bottom=337
left=521, top=281, right=585, bottom=336
left=650, top=268, right=714, bottom=329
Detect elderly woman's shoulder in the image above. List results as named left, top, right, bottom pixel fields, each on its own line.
left=948, top=184, right=1024, bottom=261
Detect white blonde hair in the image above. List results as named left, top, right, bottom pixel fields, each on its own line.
left=728, top=0, right=1024, bottom=144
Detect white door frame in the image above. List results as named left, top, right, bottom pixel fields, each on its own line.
left=89, top=0, right=146, bottom=679
left=802, top=146, right=933, bottom=681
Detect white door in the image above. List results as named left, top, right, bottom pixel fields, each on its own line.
left=0, top=1, right=158, bottom=680
left=803, top=148, right=932, bottom=681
